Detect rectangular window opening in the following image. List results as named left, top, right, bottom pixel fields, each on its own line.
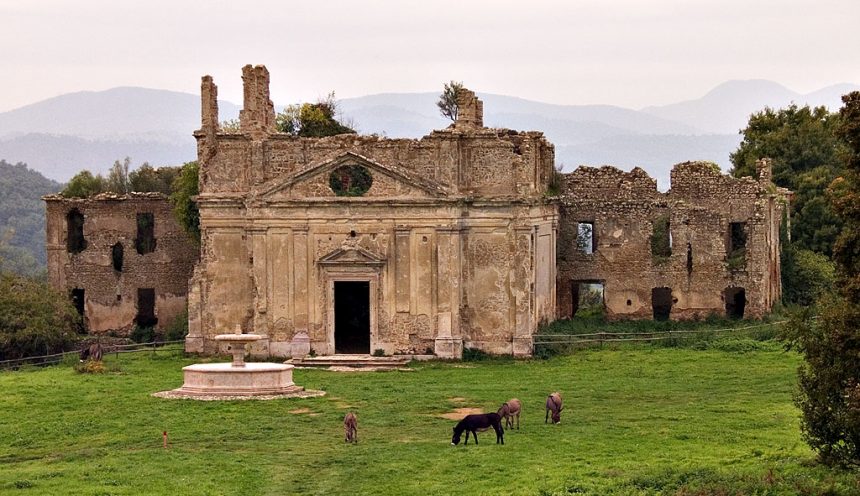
left=650, top=214, right=672, bottom=259
left=727, top=222, right=747, bottom=269
left=66, top=209, right=87, bottom=253
left=135, top=212, right=156, bottom=254
left=135, top=288, right=158, bottom=328
left=577, top=222, right=596, bottom=254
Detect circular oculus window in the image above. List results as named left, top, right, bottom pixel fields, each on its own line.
left=329, top=164, right=373, bottom=197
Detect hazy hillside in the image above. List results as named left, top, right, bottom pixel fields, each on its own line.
left=643, top=80, right=860, bottom=134
left=0, top=80, right=856, bottom=184
left=0, top=160, right=62, bottom=275
left=0, top=88, right=240, bottom=181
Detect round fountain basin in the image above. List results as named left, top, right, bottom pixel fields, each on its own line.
left=175, top=362, right=302, bottom=397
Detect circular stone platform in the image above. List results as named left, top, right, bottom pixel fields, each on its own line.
left=155, top=362, right=324, bottom=400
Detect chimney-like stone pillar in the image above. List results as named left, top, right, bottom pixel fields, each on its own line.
left=200, top=75, right=219, bottom=133
left=239, top=64, right=276, bottom=138
left=455, top=88, right=483, bottom=128
left=756, top=158, right=773, bottom=184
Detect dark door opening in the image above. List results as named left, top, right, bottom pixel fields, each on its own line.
left=70, top=288, right=85, bottom=316
left=724, top=287, right=746, bottom=319
left=651, top=287, right=673, bottom=321
left=135, top=288, right=158, bottom=328
left=334, top=281, right=370, bottom=354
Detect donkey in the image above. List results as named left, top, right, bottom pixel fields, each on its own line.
left=79, top=342, right=103, bottom=362
left=497, top=399, right=522, bottom=430
left=545, top=392, right=563, bottom=424
left=344, top=412, right=358, bottom=443
left=451, top=413, right=504, bottom=445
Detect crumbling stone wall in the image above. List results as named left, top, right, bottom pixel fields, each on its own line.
left=556, top=160, right=788, bottom=321
left=187, top=65, right=557, bottom=359
left=44, top=193, right=198, bottom=335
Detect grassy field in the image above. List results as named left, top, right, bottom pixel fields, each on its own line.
left=1, top=342, right=858, bottom=495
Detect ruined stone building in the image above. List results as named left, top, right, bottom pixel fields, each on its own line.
left=44, top=64, right=789, bottom=358
left=556, top=161, right=787, bottom=322
left=44, top=193, right=197, bottom=334
left=185, top=65, right=557, bottom=358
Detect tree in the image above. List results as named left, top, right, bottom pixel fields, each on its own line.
left=275, top=92, right=356, bottom=137
left=169, top=161, right=200, bottom=243
left=783, top=92, right=860, bottom=466
left=62, top=170, right=106, bottom=198
left=730, top=104, right=846, bottom=256
left=129, top=163, right=179, bottom=194
left=0, top=272, right=80, bottom=360
left=437, top=80, right=464, bottom=122
left=106, top=157, right=131, bottom=194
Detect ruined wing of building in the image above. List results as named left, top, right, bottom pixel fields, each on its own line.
left=44, top=64, right=790, bottom=359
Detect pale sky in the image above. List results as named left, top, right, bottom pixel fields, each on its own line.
left=1, top=0, right=858, bottom=113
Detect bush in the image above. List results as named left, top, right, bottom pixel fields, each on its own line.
left=74, top=359, right=105, bottom=374
left=782, top=246, right=837, bottom=306
left=130, top=325, right=156, bottom=344
left=164, top=309, right=188, bottom=341
left=0, top=273, right=80, bottom=360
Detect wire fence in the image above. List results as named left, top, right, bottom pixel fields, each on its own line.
left=0, top=340, right=186, bottom=370
left=533, top=320, right=788, bottom=347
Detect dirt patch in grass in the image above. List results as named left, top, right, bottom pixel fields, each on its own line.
left=448, top=397, right=467, bottom=403
left=436, top=407, right=484, bottom=420
left=289, top=408, right=313, bottom=415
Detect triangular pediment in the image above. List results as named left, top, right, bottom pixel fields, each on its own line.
left=318, top=245, right=386, bottom=266
left=258, top=152, right=448, bottom=200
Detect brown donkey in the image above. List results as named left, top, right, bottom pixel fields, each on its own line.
left=497, top=398, right=522, bottom=430
left=545, top=392, right=563, bottom=424
left=344, top=412, right=358, bottom=443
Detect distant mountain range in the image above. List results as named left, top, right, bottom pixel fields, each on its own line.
left=0, top=80, right=857, bottom=188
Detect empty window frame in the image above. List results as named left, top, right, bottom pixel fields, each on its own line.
left=70, top=288, right=85, bottom=316
left=650, top=214, right=671, bottom=258
left=135, top=213, right=156, bottom=254
left=111, top=242, right=124, bottom=272
left=66, top=209, right=87, bottom=253
left=576, top=222, right=596, bottom=254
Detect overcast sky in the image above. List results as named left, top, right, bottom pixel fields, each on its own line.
left=1, top=0, right=858, bottom=113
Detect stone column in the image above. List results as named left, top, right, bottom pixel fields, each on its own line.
left=435, top=226, right=463, bottom=358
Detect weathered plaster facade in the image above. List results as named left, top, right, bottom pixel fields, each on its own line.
left=44, top=64, right=790, bottom=357
left=556, top=160, right=788, bottom=321
left=186, top=65, right=558, bottom=358
left=44, top=193, right=198, bottom=334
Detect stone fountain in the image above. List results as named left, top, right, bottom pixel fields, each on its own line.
left=156, top=325, right=321, bottom=400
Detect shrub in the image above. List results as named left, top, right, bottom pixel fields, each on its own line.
left=130, top=325, right=156, bottom=344
left=165, top=309, right=188, bottom=341
left=782, top=246, right=836, bottom=306
left=372, top=348, right=386, bottom=357
left=462, top=347, right=492, bottom=362
left=0, top=273, right=80, bottom=360
left=74, top=359, right=105, bottom=374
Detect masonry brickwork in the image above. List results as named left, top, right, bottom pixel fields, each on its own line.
left=45, top=64, right=790, bottom=357
left=556, top=160, right=788, bottom=320
left=186, top=65, right=557, bottom=359
left=44, top=193, right=198, bottom=335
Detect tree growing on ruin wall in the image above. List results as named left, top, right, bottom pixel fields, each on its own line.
left=437, top=81, right=464, bottom=122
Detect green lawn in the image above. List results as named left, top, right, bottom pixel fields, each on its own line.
left=1, top=344, right=857, bottom=495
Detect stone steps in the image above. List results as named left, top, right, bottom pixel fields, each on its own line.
left=287, top=354, right=412, bottom=370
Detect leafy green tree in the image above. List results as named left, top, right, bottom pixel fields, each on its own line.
left=106, top=157, right=131, bottom=194
left=730, top=104, right=846, bottom=256
left=0, top=272, right=80, bottom=360
left=62, top=170, right=106, bottom=198
left=437, top=80, right=464, bottom=122
left=276, top=92, right=356, bottom=137
left=784, top=92, right=860, bottom=466
left=781, top=246, right=836, bottom=306
left=169, top=161, right=200, bottom=243
left=129, top=163, right=179, bottom=194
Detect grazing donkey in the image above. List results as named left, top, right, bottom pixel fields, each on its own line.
left=497, top=398, right=522, bottom=430
left=344, top=412, right=358, bottom=443
left=79, top=342, right=103, bottom=362
left=451, top=413, right=504, bottom=445
left=545, top=392, right=563, bottom=424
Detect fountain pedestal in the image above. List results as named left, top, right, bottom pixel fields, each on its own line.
left=163, top=330, right=308, bottom=399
